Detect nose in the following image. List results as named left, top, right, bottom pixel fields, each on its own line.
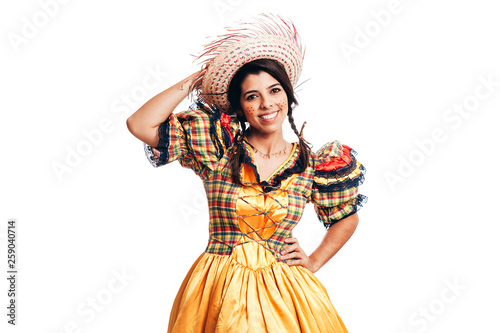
left=260, top=93, right=273, bottom=109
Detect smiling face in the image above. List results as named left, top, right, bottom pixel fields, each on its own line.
left=239, top=71, right=289, bottom=138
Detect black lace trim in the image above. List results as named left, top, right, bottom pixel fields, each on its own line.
left=317, top=164, right=366, bottom=192
left=314, top=147, right=359, bottom=178
left=189, top=99, right=235, bottom=159
left=261, top=147, right=303, bottom=192
left=143, top=118, right=171, bottom=168
left=241, top=142, right=302, bottom=192
left=243, top=148, right=260, bottom=181
left=143, top=143, right=157, bottom=167
left=323, top=193, right=368, bottom=230
left=314, top=148, right=366, bottom=191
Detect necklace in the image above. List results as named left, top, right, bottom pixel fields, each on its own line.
left=245, top=139, right=287, bottom=159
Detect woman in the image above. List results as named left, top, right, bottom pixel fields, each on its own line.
left=127, top=13, right=366, bottom=333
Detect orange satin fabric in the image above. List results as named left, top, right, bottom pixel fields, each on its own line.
left=237, top=163, right=288, bottom=243
left=167, top=161, right=349, bottom=332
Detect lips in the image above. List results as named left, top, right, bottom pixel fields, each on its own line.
left=259, top=110, right=279, bottom=120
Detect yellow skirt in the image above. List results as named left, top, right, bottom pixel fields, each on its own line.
left=167, top=237, right=348, bottom=332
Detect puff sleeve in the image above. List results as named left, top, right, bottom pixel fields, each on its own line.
left=311, top=141, right=367, bottom=229
left=143, top=101, right=238, bottom=180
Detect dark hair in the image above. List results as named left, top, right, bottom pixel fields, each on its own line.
left=226, top=59, right=313, bottom=185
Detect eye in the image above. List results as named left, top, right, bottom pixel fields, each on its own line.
left=271, top=87, right=281, bottom=93
left=246, top=94, right=258, bottom=101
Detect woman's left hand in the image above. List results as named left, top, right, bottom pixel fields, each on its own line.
left=280, top=237, right=319, bottom=273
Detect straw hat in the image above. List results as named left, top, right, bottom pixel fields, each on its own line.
left=191, top=13, right=305, bottom=114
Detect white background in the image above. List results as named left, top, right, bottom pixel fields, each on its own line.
left=1, top=0, right=499, bottom=332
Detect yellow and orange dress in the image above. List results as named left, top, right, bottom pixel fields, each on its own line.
left=144, top=101, right=367, bottom=332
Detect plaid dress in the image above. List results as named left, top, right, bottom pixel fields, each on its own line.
left=144, top=100, right=367, bottom=333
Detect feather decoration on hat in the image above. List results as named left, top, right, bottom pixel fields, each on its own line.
left=189, top=13, right=305, bottom=112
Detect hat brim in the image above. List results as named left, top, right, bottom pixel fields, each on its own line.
left=192, top=14, right=304, bottom=114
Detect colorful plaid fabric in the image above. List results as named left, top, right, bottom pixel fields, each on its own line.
left=144, top=100, right=367, bottom=259
left=143, top=101, right=239, bottom=179
left=312, top=142, right=367, bottom=228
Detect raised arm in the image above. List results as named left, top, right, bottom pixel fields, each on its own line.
left=126, top=70, right=202, bottom=147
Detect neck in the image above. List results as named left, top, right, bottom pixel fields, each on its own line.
left=244, top=127, right=287, bottom=154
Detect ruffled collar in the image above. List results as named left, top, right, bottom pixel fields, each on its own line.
left=241, top=139, right=303, bottom=191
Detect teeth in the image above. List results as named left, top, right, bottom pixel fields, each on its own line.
left=261, top=111, right=278, bottom=119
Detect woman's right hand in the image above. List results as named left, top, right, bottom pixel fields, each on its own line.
left=180, top=69, right=203, bottom=92
left=126, top=69, right=204, bottom=147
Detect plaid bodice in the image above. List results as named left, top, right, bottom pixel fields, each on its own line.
left=144, top=101, right=367, bottom=261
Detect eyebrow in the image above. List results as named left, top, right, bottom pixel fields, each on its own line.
left=243, top=83, right=281, bottom=97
